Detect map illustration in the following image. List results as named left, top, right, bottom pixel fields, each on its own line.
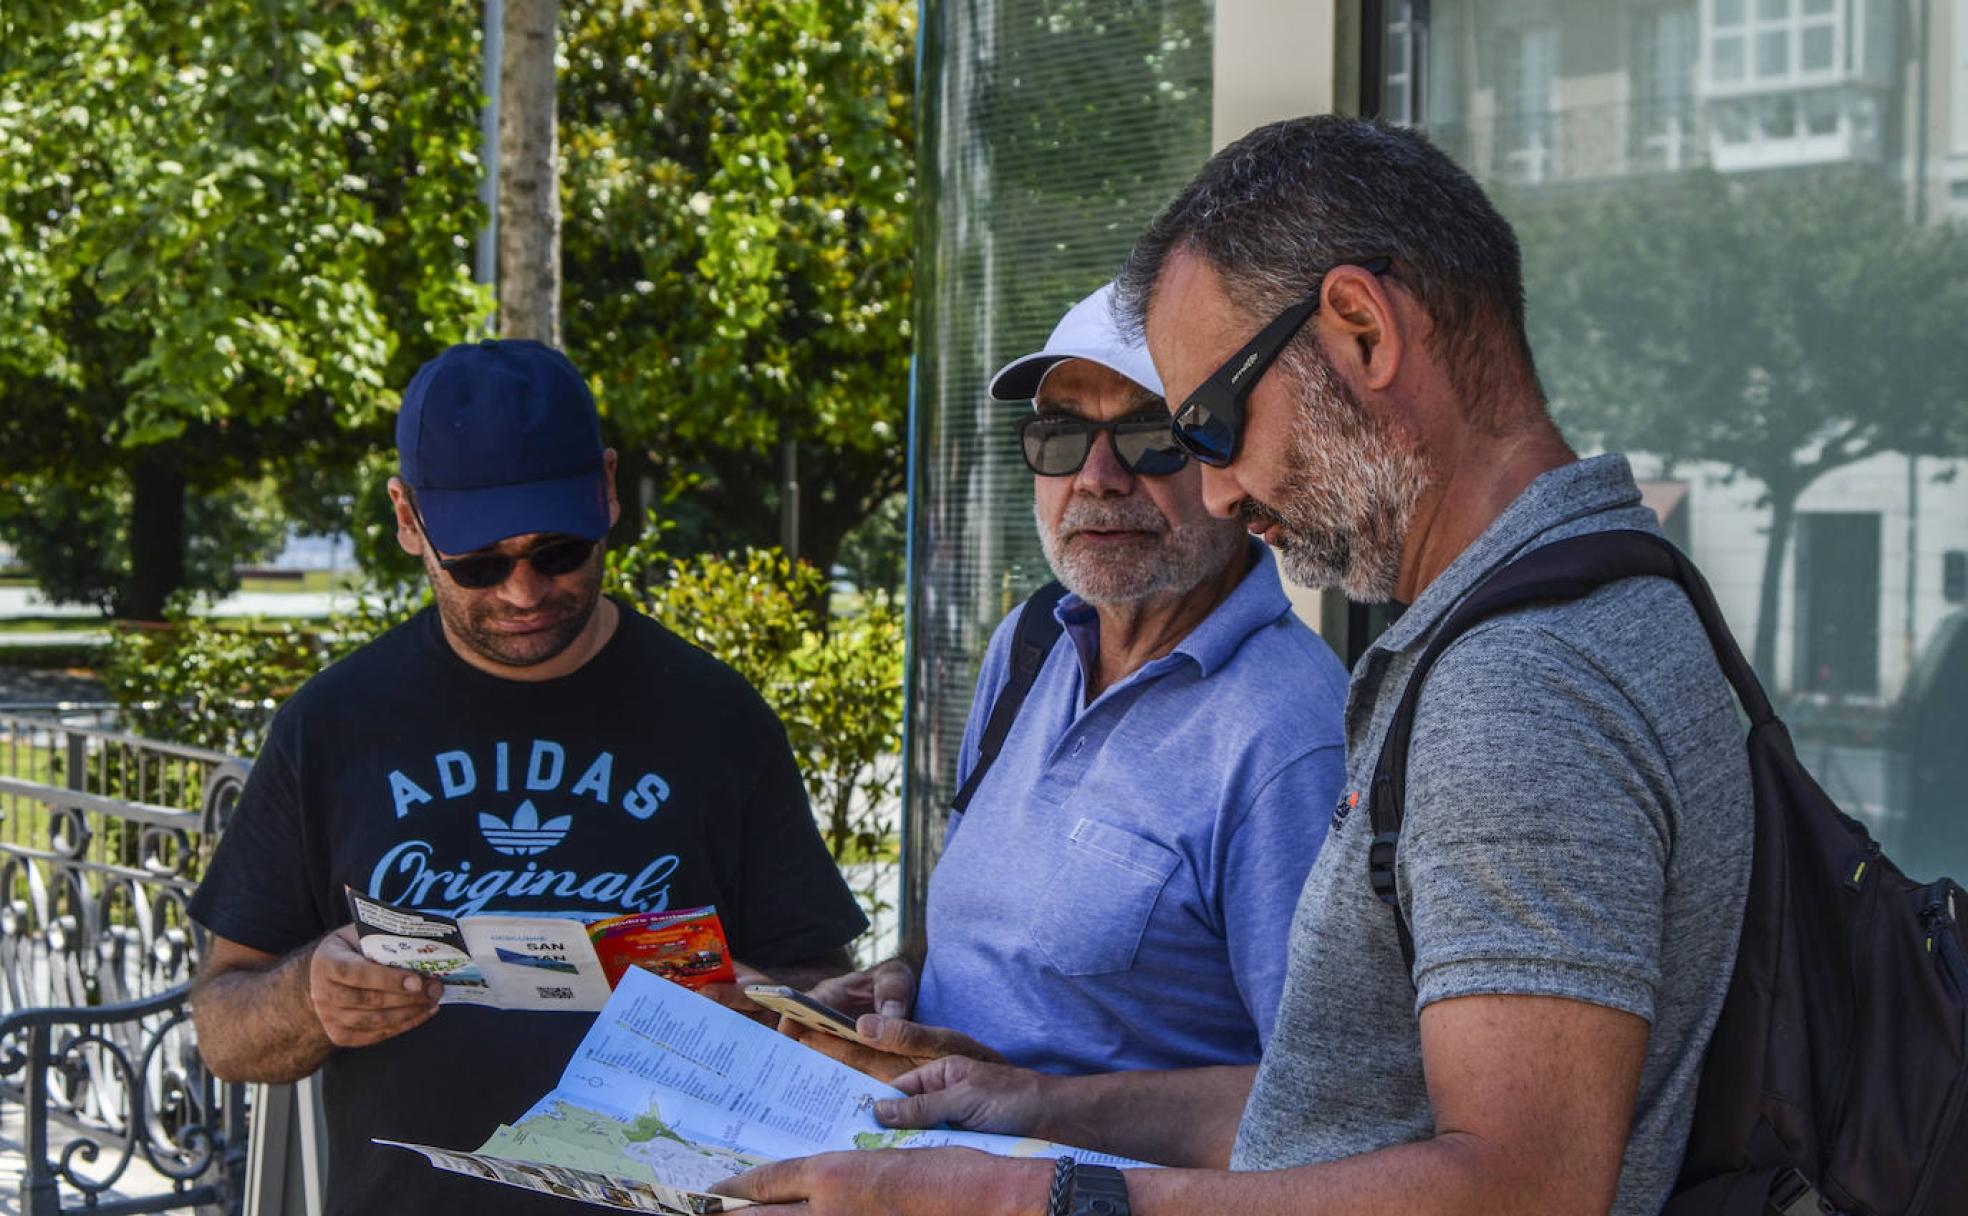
left=381, top=967, right=1145, bottom=1213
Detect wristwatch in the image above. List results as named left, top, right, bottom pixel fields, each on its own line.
left=1047, top=1158, right=1132, bottom=1216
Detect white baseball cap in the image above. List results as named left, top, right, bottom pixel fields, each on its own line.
left=986, top=282, right=1165, bottom=404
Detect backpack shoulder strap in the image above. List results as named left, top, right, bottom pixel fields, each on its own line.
left=950, top=581, right=1069, bottom=815
left=1366, top=529, right=1776, bottom=971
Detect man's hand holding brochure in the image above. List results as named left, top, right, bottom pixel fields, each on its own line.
left=346, top=887, right=735, bottom=1011
left=377, top=966, right=1146, bottom=1214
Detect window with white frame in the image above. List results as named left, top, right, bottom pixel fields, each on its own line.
left=1954, top=0, right=1968, bottom=156
left=1495, top=24, right=1559, bottom=183
left=1633, top=5, right=1699, bottom=169
left=1385, top=1, right=1416, bottom=125
left=1709, top=0, right=1845, bottom=92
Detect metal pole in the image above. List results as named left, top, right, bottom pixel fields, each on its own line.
left=1906, top=454, right=1920, bottom=681
left=21, top=1023, right=60, bottom=1216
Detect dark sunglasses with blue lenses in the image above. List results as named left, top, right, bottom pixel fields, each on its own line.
left=1169, top=256, right=1393, bottom=467
left=1018, top=412, right=1190, bottom=478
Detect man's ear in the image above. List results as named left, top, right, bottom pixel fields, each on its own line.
left=1321, top=264, right=1404, bottom=393
left=386, top=477, right=425, bottom=557
left=602, top=449, right=622, bottom=528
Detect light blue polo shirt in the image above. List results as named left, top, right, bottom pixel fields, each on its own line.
left=914, top=542, right=1349, bottom=1075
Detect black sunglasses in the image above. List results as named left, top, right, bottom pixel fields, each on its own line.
left=1169, top=256, right=1393, bottom=467
left=407, top=498, right=597, bottom=590
left=1018, top=412, right=1190, bottom=478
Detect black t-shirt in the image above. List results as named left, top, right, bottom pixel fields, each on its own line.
left=190, top=601, right=867, bottom=1216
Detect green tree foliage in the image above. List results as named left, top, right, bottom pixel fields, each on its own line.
left=0, top=0, right=489, bottom=618
left=102, top=541, right=903, bottom=909
left=1517, top=168, right=1968, bottom=678
left=605, top=536, right=904, bottom=874
left=980, top=0, right=1211, bottom=325
left=558, top=0, right=916, bottom=575
left=0, top=477, right=286, bottom=611
left=835, top=491, right=906, bottom=595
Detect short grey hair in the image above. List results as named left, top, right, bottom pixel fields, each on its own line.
left=1115, top=116, right=1543, bottom=425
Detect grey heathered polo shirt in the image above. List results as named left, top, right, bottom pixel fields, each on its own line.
left=1230, top=455, right=1754, bottom=1216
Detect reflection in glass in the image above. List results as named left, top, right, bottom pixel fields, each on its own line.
left=1713, top=34, right=1747, bottom=84
left=1411, top=2, right=1968, bottom=881
left=905, top=0, right=1214, bottom=928
left=1758, top=29, right=1790, bottom=78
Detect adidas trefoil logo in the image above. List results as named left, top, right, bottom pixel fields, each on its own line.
left=478, top=799, right=574, bottom=857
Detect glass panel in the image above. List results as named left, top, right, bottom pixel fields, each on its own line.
left=907, top=0, right=1214, bottom=910
left=1757, top=0, right=1791, bottom=20
left=1803, top=88, right=1841, bottom=132
left=1801, top=23, right=1834, bottom=71
left=1716, top=0, right=1747, bottom=27
left=1955, top=0, right=1968, bottom=154
left=1713, top=33, right=1746, bottom=83
left=1412, top=3, right=1967, bottom=882
left=1760, top=93, right=1797, bottom=136
left=1758, top=28, right=1791, bottom=77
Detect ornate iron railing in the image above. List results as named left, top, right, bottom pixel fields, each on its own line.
left=0, top=710, right=250, bottom=1214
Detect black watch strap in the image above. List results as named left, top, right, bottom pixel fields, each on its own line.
left=1065, top=1163, right=1130, bottom=1216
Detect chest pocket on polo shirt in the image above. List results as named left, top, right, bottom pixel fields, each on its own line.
left=1029, top=817, right=1179, bottom=977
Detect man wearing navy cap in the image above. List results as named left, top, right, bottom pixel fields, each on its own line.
left=187, top=340, right=868, bottom=1215
left=782, top=285, right=1348, bottom=1081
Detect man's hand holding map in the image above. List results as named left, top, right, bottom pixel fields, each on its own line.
left=381, top=967, right=1143, bottom=1213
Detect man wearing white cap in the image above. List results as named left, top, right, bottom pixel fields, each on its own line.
left=785, top=284, right=1349, bottom=1079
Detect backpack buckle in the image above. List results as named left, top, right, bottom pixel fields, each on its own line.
left=1768, top=1167, right=1831, bottom=1216
left=1367, top=832, right=1401, bottom=908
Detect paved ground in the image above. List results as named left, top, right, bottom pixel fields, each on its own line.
left=0, top=585, right=378, bottom=668
left=0, top=586, right=356, bottom=622
left=0, top=1100, right=181, bottom=1214
left=0, top=665, right=108, bottom=708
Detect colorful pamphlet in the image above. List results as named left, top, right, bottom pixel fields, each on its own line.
left=346, top=889, right=735, bottom=1012
left=589, top=906, right=736, bottom=990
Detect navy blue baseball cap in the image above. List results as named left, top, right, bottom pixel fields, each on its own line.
left=396, top=339, right=610, bottom=554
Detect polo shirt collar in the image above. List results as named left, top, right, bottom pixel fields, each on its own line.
left=1055, top=539, right=1294, bottom=682
left=1369, top=453, right=1644, bottom=658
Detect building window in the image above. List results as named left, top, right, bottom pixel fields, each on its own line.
left=1709, top=0, right=1844, bottom=93
left=1494, top=25, right=1559, bottom=183
left=1633, top=5, right=1700, bottom=171
left=1954, top=0, right=1968, bottom=156
left=1794, top=512, right=1882, bottom=698
left=1384, top=1, right=1417, bottom=126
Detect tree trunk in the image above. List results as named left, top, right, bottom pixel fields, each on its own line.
left=609, top=443, right=660, bottom=550
left=126, top=459, right=186, bottom=622
left=1752, top=483, right=1799, bottom=686
left=778, top=432, right=800, bottom=557
left=498, top=0, right=561, bottom=346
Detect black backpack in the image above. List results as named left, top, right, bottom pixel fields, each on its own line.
left=1364, top=529, right=1968, bottom=1216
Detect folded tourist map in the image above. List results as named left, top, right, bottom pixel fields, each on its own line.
left=347, top=888, right=735, bottom=1012
left=380, top=966, right=1147, bottom=1213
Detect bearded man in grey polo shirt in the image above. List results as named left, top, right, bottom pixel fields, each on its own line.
left=717, top=116, right=1753, bottom=1216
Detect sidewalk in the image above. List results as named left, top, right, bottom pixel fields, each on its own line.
left=0, top=585, right=382, bottom=660
left=0, top=666, right=106, bottom=706
left=0, top=1100, right=180, bottom=1214
left=0, top=586, right=360, bottom=622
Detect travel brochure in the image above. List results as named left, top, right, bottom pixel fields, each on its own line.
left=380, top=966, right=1149, bottom=1213
left=346, top=889, right=736, bottom=1012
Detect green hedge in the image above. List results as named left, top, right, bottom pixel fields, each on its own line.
left=98, top=535, right=904, bottom=913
